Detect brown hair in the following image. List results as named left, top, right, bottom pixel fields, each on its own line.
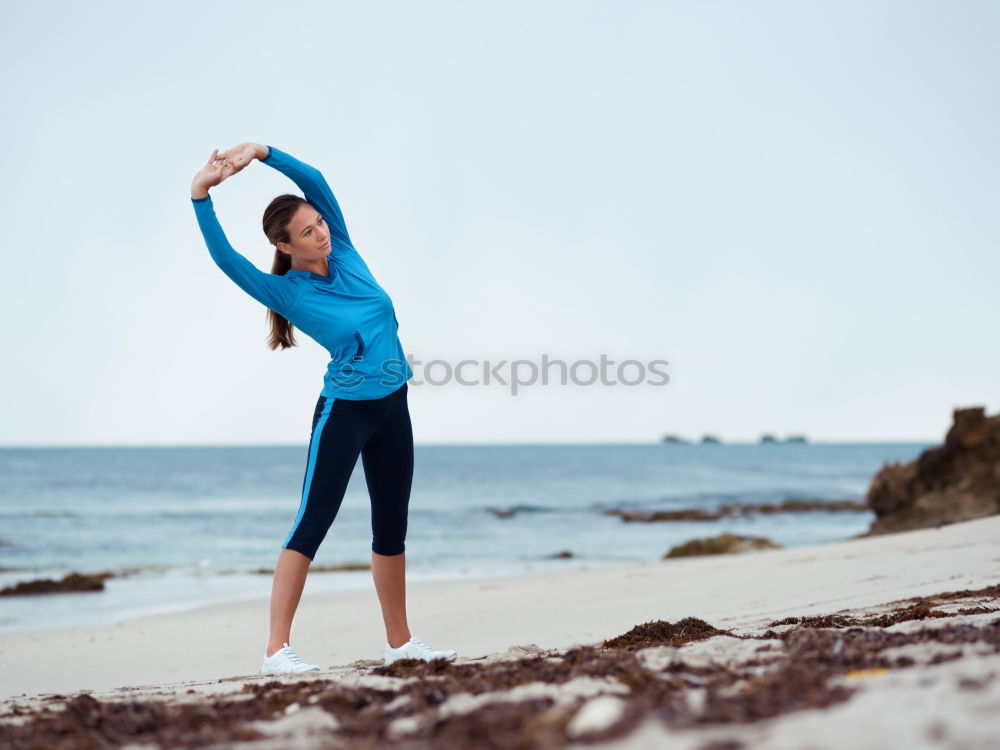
left=261, top=194, right=313, bottom=350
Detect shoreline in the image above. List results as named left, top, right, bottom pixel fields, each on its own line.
left=0, top=557, right=665, bottom=636
left=2, top=514, right=998, bottom=703
left=0, top=506, right=877, bottom=636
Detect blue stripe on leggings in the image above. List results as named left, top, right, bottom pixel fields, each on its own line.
left=283, top=397, right=336, bottom=548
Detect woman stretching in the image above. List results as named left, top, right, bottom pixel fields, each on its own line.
left=190, top=143, right=457, bottom=673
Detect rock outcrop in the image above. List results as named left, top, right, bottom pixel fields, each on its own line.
left=608, top=498, right=867, bottom=523
left=863, top=406, right=1000, bottom=536
left=663, top=533, right=782, bottom=558
left=0, top=571, right=113, bottom=596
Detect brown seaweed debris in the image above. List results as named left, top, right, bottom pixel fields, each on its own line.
left=3, top=585, right=999, bottom=750
left=923, top=581, right=1000, bottom=602
left=696, top=629, right=858, bottom=724
left=602, top=617, right=734, bottom=650
left=0, top=690, right=268, bottom=749
left=0, top=572, right=115, bottom=597
left=691, top=615, right=1000, bottom=726
left=421, top=698, right=571, bottom=749
left=373, top=645, right=652, bottom=694
left=765, top=581, right=1000, bottom=632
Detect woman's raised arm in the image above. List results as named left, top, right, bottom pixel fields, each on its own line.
left=190, top=151, right=301, bottom=317
left=218, top=142, right=354, bottom=249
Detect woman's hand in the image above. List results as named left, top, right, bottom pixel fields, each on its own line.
left=191, top=149, right=237, bottom=199
left=217, top=142, right=268, bottom=176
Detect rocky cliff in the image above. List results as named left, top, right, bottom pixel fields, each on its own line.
left=863, top=407, right=1000, bottom=535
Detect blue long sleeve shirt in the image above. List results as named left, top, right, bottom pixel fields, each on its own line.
left=191, top=145, right=413, bottom=400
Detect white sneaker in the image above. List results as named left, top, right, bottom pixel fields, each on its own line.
left=260, top=642, right=322, bottom=674
left=384, top=634, right=458, bottom=665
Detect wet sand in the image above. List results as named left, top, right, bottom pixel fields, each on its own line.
left=2, top=515, right=999, bottom=748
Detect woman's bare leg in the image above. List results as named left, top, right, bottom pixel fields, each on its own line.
left=266, top=548, right=312, bottom=656
left=371, top=551, right=411, bottom=648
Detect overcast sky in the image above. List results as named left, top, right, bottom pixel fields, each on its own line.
left=0, top=0, right=996, bottom=446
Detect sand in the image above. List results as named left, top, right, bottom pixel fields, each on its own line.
left=2, top=514, right=999, bottom=748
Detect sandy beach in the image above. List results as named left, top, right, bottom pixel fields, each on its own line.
left=1, top=514, right=999, bottom=747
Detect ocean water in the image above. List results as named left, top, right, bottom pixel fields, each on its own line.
left=0, top=442, right=928, bottom=633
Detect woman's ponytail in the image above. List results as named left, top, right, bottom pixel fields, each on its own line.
left=262, top=194, right=311, bottom=351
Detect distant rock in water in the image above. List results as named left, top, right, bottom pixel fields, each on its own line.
left=609, top=508, right=720, bottom=522
left=311, top=562, right=372, bottom=572
left=700, top=434, right=721, bottom=444
left=486, top=505, right=549, bottom=519
left=0, top=571, right=114, bottom=596
left=761, top=434, right=808, bottom=444
left=254, top=562, right=370, bottom=574
left=664, top=533, right=782, bottom=558
left=661, top=434, right=689, bottom=443
left=862, top=406, right=1000, bottom=536
left=606, top=498, right=866, bottom=522
left=547, top=550, right=574, bottom=559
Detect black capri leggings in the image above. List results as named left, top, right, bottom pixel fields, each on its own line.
left=282, top=382, right=413, bottom=560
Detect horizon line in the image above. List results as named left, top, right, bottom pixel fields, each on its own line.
left=0, top=439, right=938, bottom=449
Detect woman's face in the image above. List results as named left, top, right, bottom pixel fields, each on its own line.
left=280, top=205, right=330, bottom=260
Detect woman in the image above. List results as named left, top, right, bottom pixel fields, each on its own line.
left=190, top=143, right=457, bottom=673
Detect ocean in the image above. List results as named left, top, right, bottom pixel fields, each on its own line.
left=0, top=442, right=928, bottom=633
